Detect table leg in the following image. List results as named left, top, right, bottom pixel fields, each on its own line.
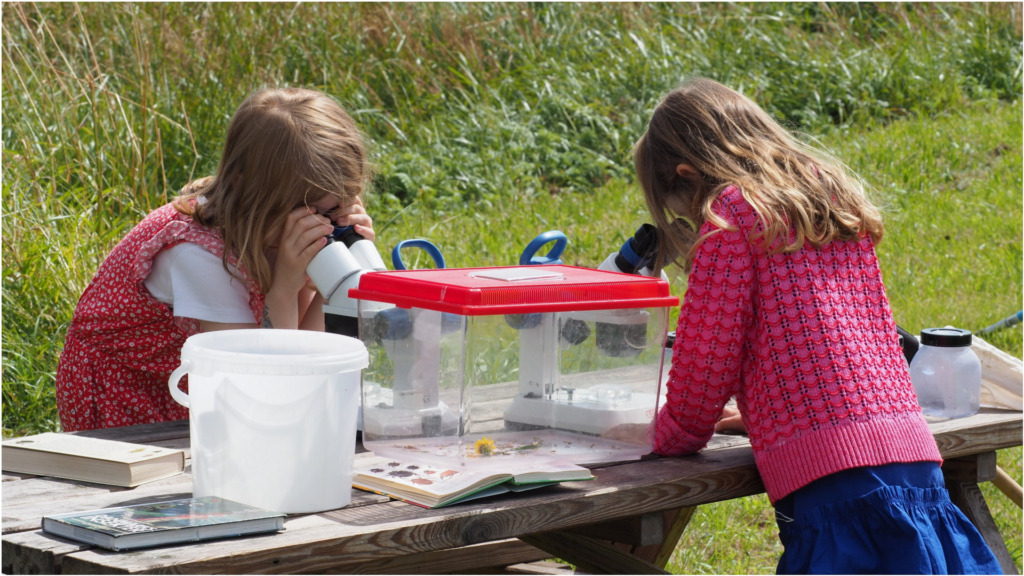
left=943, top=452, right=1020, bottom=575
left=519, top=508, right=696, bottom=574
left=624, top=507, right=697, bottom=569
left=562, top=512, right=666, bottom=546
left=520, top=531, right=669, bottom=575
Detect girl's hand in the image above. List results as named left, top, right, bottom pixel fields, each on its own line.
left=265, top=207, right=333, bottom=328
left=601, top=422, right=652, bottom=445
left=333, top=195, right=375, bottom=241
left=715, top=405, right=747, bottom=434
left=273, top=206, right=333, bottom=290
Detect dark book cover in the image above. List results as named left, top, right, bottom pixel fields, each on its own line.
left=42, top=496, right=285, bottom=551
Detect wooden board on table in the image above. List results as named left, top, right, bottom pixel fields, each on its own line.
left=50, top=410, right=1023, bottom=575
left=2, top=473, right=195, bottom=535
left=4, top=410, right=1019, bottom=575
left=37, top=446, right=761, bottom=574
left=929, top=409, right=1022, bottom=459
left=2, top=449, right=392, bottom=536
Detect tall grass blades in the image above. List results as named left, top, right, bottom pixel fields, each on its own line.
left=2, top=3, right=1021, bottom=438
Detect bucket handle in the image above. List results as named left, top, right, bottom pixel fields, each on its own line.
left=168, top=361, right=192, bottom=408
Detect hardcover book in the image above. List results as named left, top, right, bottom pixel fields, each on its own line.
left=41, top=496, right=285, bottom=551
left=353, top=455, right=594, bottom=509
left=2, top=432, right=185, bottom=487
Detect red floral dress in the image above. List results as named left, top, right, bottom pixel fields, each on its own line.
left=55, top=203, right=265, bottom=431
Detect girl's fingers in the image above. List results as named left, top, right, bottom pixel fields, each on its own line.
left=276, top=209, right=332, bottom=280
left=295, top=219, right=332, bottom=251
left=283, top=210, right=332, bottom=250
left=279, top=207, right=315, bottom=244
left=296, top=235, right=328, bottom=265
left=286, top=206, right=331, bottom=229
left=352, top=223, right=375, bottom=242
left=336, top=201, right=375, bottom=240
left=714, top=406, right=746, bottom=433
left=342, top=212, right=372, bottom=227
left=714, top=414, right=746, bottom=433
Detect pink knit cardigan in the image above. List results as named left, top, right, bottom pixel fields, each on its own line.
left=652, top=186, right=941, bottom=503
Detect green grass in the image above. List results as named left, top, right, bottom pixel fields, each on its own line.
left=2, top=3, right=1021, bottom=574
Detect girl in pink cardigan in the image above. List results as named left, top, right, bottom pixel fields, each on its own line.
left=635, top=78, right=999, bottom=574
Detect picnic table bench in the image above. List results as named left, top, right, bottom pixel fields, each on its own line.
left=3, top=409, right=1020, bottom=574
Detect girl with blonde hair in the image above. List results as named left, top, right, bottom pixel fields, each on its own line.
left=636, top=78, right=1000, bottom=574
left=57, top=87, right=374, bottom=431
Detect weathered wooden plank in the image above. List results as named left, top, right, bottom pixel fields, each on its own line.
left=5, top=410, right=1020, bottom=575
left=929, top=410, right=1023, bottom=459
left=56, top=532, right=551, bottom=575
left=561, top=513, right=663, bottom=547
left=50, top=448, right=762, bottom=574
left=499, top=560, right=575, bottom=575
left=2, top=450, right=391, bottom=537
left=1, top=474, right=194, bottom=535
left=5, top=424, right=799, bottom=575
left=521, top=531, right=667, bottom=575
left=57, top=510, right=382, bottom=574
left=2, top=529, right=91, bottom=575
left=1, top=475, right=124, bottom=509
left=2, top=479, right=386, bottom=539
left=56, top=536, right=551, bottom=576
left=352, top=538, right=552, bottom=574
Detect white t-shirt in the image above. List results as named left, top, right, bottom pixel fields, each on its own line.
left=144, top=243, right=256, bottom=324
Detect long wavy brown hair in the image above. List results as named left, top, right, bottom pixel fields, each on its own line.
left=175, top=87, right=367, bottom=292
left=634, top=77, right=883, bottom=273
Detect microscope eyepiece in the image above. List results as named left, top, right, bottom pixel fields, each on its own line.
left=325, top=225, right=362, bottom=247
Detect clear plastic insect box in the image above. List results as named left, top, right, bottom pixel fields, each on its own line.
left=349, top=265, right=678, bottom=468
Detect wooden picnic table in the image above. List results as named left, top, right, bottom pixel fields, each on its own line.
left=3, top=409, right=1021, bottom=575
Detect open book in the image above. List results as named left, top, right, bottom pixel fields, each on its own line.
left=2, top=433, right=185, bottom=487
left=353, top=458, right=594, bottom=509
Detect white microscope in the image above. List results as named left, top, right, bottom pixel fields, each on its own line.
left=306, top=226, right=390, bottom=337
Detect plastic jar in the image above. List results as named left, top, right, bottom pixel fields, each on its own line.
left=909, top=327, right=981, bottom=421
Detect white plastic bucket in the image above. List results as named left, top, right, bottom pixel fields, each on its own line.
left=168, top=329, right=367, bottom=513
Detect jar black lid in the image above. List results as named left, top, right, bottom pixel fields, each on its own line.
left=920, top=327, right=973, bottom=347
left=664, top=331, right=676, bottom=348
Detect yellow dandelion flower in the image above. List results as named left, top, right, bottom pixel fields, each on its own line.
left=474, top=436, right=496, bottom=456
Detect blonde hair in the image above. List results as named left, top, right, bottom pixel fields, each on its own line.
left=634, top=77, right=883, bottom=272
left=176, top=87, right=367, bottom=292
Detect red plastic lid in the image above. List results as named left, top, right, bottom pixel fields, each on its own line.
left=349, top=265, right=679, bottom=315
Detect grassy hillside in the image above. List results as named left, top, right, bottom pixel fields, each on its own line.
left=5, top=2, right=1020, bottom=435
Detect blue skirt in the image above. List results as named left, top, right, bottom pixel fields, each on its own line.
left=774, top=461, right=1002, bottom=575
